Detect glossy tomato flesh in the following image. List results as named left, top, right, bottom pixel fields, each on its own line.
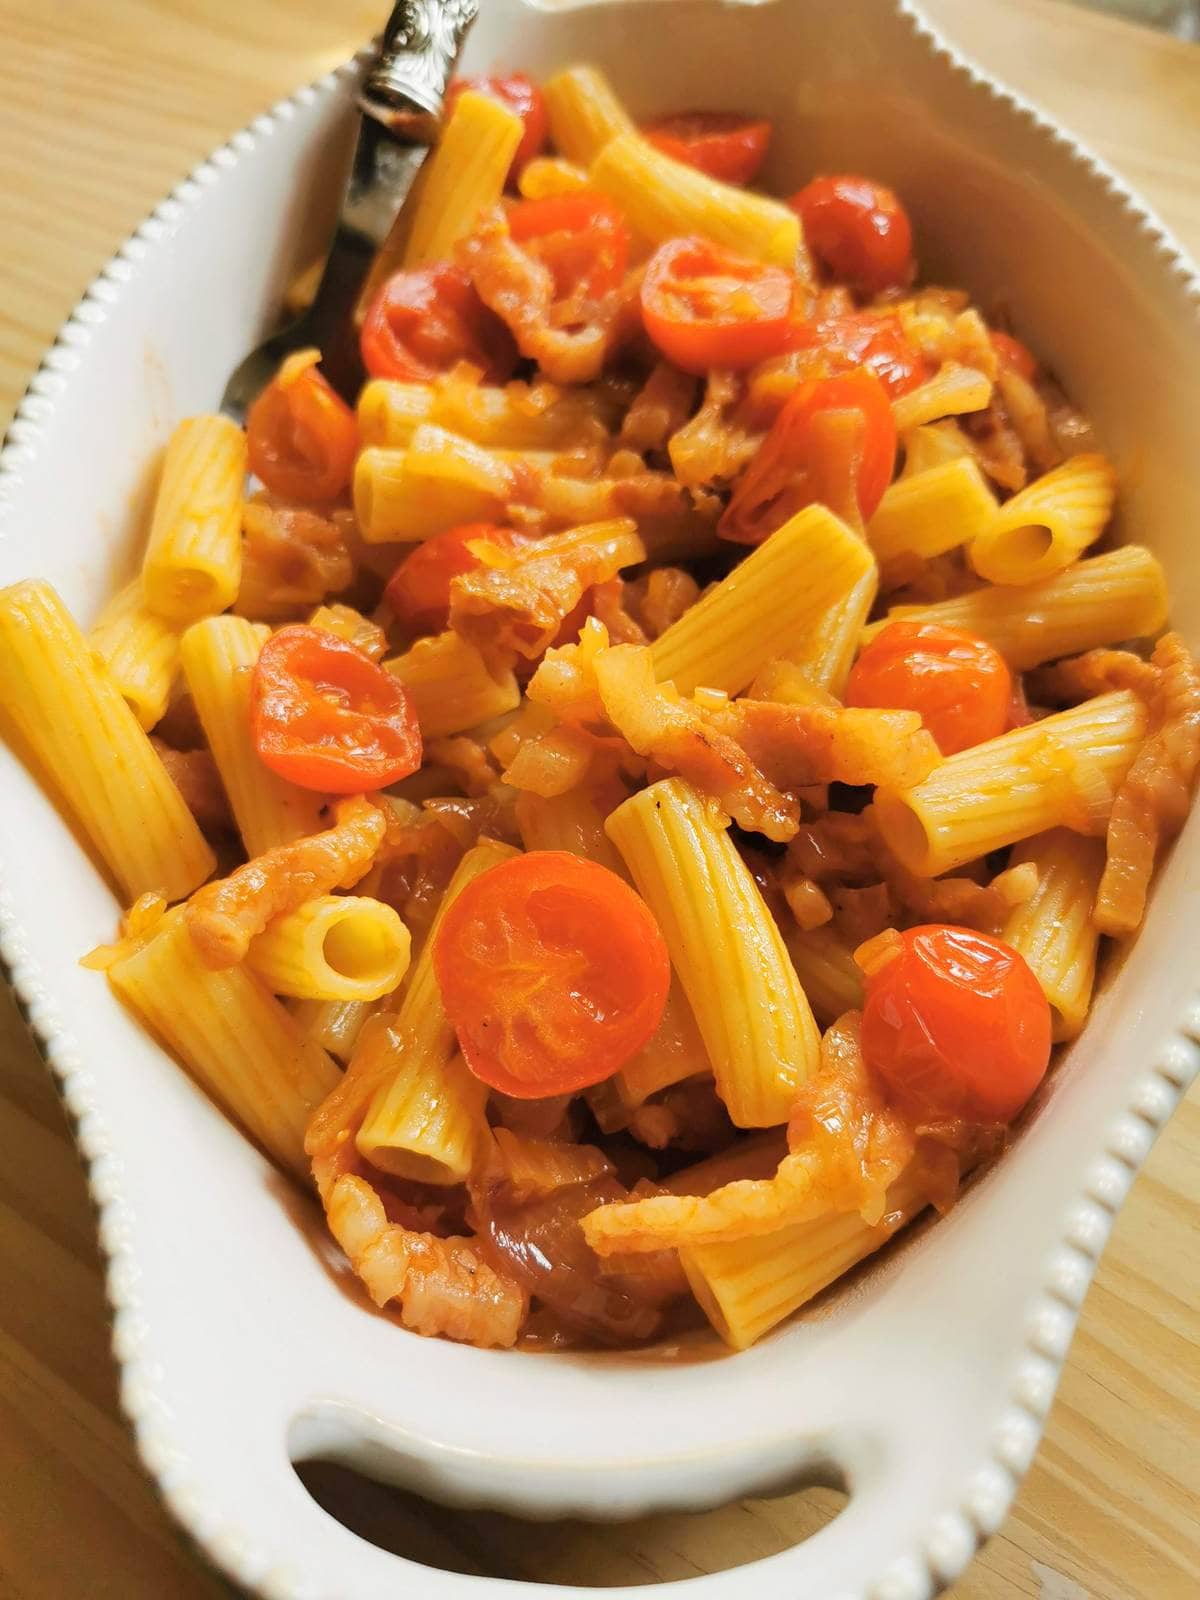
left=251, top=624, right=422, bottom=793
left=640, top=236, right=797, bottom=374
left=246, top=355, right=357, bottom=503
left=643, top=111, right=771, bottom=186
left=721, top=366, right=897, bottom=542
left=432, top=851, right=671, bottom=1097
left=862, top=925, right=1052, bottom=1123
left=359, top=264, right=517, bottom=384
left=846, top=622, right=1013, bottom=755
left=790, top=174, right=915, bottom=296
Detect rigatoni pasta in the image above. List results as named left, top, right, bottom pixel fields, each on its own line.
left=180, top=615, right=325, bottom=857
left=606, top=778, right=820, bottom=1126
left=141, top=415, right=245, bottom=622
left=106, top=906, right=339, bottom=1181
left=7, top=55, right=1196, bottom=1359
left=89, top=578, right=181, bottom=730
left=0, top=580, right=214, bottom=902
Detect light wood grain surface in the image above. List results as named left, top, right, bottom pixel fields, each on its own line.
left=1, top=2, right=1197, bottom=1596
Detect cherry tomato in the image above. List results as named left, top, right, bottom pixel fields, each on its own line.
left=722, top=367, right=897, bottom=543
left=444, top=73, right=548, bottom=179
left=360, top=264, right=517, bottom=384
left=643, top=111, right=771, bottom=186
left=245, top=352, right=357, bottom=503
left=846, top=622, right=1013, bottom=755
left=806, top=311, right=932, bottom=397
left=640, top=236, right=797, bottom=375
left=861, top=925, right=1051, bottom=1123
left=385, top=522, right=526, bottom=637
left=432, top=851, right=671, bottom=1097
left=790, top=175, right=914, bottom=296
left=990, top=330, right=1038, bottom=382
left=507, top=192, right=631, bottom=300
left=251, top=625, right=422, bottom=793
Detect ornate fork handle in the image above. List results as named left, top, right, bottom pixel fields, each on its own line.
left=360, top=0, right=481, bottom=139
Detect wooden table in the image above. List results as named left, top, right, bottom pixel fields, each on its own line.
left=1, top=2, right=1197, bottom=1595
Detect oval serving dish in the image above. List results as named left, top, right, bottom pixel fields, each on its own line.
left=2, top=1, right=1199, bottom=1596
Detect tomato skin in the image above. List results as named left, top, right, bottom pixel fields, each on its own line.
left=246, top=353, right=358, bottom=503
left=360, top=264, right=517, bottom=384
left=862, top=925, right=1051, bottom=1123
left=445, top=73, right=548, bottom=179
left=790, top=175, right=914, bottom=296
left=251, top=625, right=422, bottom=793
left=722, top=367, right=897, bottom=543
left=643, top=111, right=772, bottom=186
left=846, top=622, right=1013, bottom=755
left=432, top=851, right=671, bottom=1098
left=990, top=330, right=1038, bottom=381
left=385, top=523, right=525, bottom=637
left=507, top=192, right=631, bottom=300
left=640, top=236, right=797, bottom=375
left=802, top=311, right=932, bottom=397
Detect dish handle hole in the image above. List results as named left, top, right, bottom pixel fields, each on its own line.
left=291, top=1459, right=849, bottom=1585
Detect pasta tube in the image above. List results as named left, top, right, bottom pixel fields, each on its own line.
left=615, top=978, right=711, bottom=1111
left=402, top=89, right=523, bottom=269
left=867, top=456, right=998, bottom=568
left=969, top=454, right=1117, bottom=585
left=874, top=690, right=1150, bottom=876
left=783, top=925, right=866, bottom=1026
left=781, top=565, right=878, bottom=697
left=542, top=65, right=637, bottom=166
left=516, top=785, right=714, bottom=1110
left=385, top=630, right=520, bottom=737
left=650, top=503, right=876, bottom=696
left=292, top=997, right=379, bottom=1062
left=179, top=615, right=325, bottom=857
left=357, top=378, right=614, bottom=452
left=517, top=155, right=590, bottom=201
left=356, top=838, right=520, bottom=1181
left=680, top=1159, right=934, bottom=1350
left=0, top=580, right=214, bottom=902
left=861, top=545, right=1169, bottom=671
left=606, top=778, right=820, bottom=1126
left=899, top=421, right=973, bottom=477
left=891, top=364, right=992, bottom=434
left=354, top=428, right=535, bottom=542
left=107, top=907, right=339, bottom=1180
left=89, top=578, right=180, bottom=730
left=1002, top=829, right=1106, bottom=1040
left=247, top=895, right=411, bottom=1002
left=141, top=415, right=245, bottom=622
left=590, top=132, right=803, bottom=270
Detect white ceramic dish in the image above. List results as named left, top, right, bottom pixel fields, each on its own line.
left=2, top=0, right=1199, bottom=1595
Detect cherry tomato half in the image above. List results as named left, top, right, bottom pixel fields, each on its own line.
left=643, top=111, right=772, bottom=186
left=432, top=851, right=671, bottom=1098
left=861, top=925, right=1051, bottom=1123
left=445, top=73, right=548, bottom=180
left=721, top=367, right=897, bottom=543
left=507, top=192, right=631, bottom=301
left=846, top=622, right=1013, bottom=756
left=385, top=522, right=527, bottom=637
left=360, top=264, right=518, bottom=384
left=640, top=236, right=797, bottom=375
left=805, top=311, right=932, bottom=397
left=246, top=351, right=358, bottom=503
left=790, top=175, right=915, bottom=296
left=990, top=330, right=1038, bottom=382
left=251, top=625, right=422, bottom=793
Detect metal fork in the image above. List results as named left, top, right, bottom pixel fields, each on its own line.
left=220, top=0, right=479, bottom=422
